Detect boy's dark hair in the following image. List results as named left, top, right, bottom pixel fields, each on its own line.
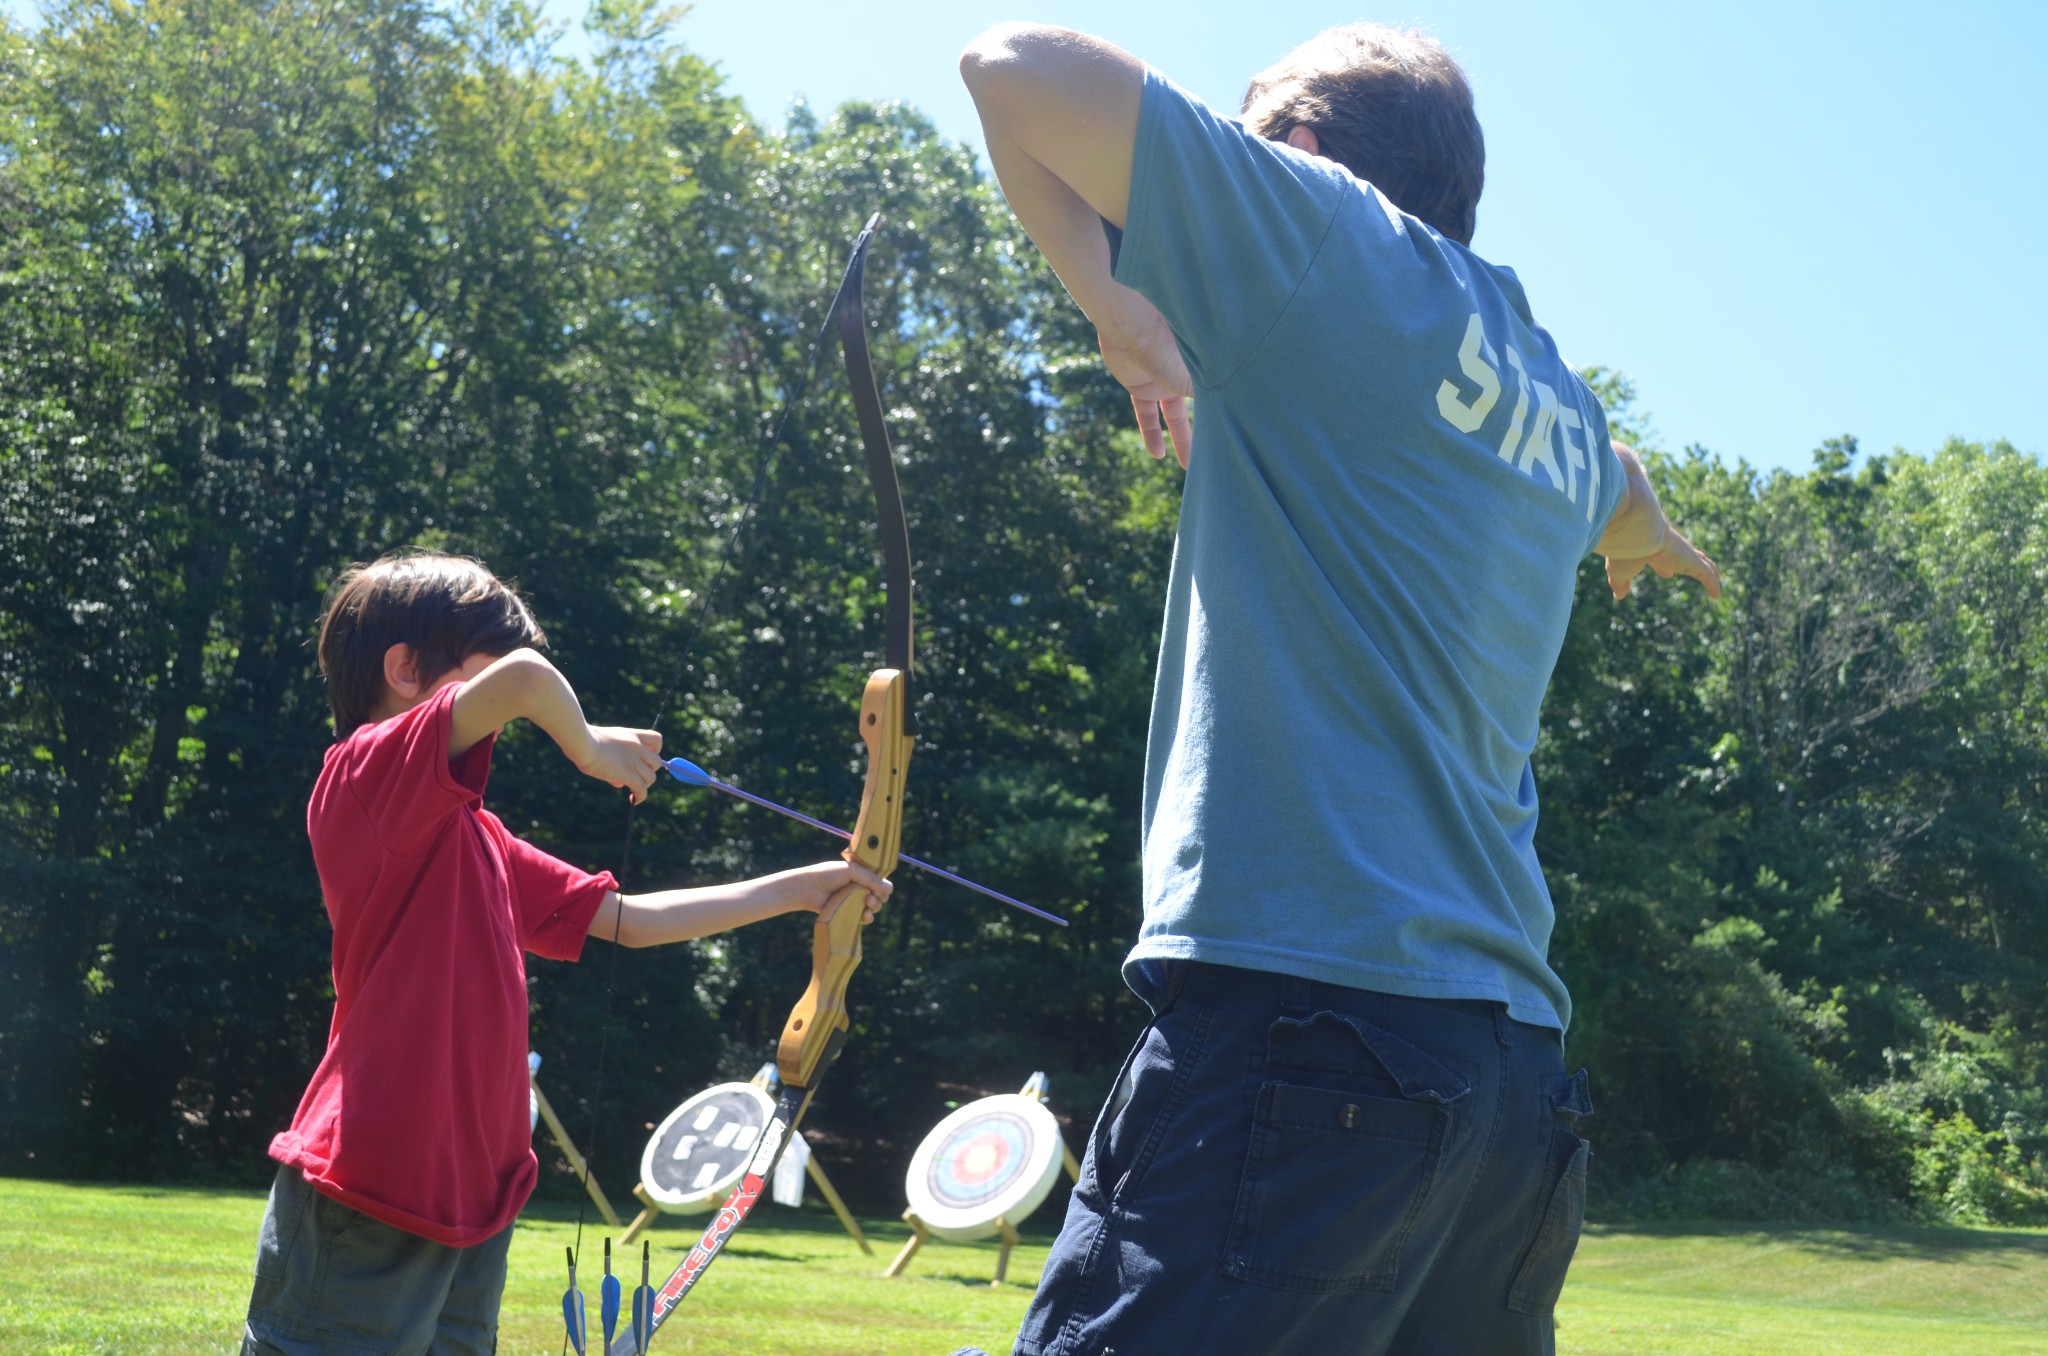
left=317, top=551, right=544, bottom=738
left=1241, top=24, right=1485, bottom=246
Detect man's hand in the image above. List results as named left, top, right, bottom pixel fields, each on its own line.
left=1605, top=533, right=1721, bottom=601
left=1598, top=441, right=1723, bottom=601
left=962, top=27, right=1184, bottom=463
left=575, top=725, right=664, bottom=804
left=1096, top=283, right=1194, bottom=467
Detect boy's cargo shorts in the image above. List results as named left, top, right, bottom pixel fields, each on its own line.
left=241, top=1163, right=512, bottom=1355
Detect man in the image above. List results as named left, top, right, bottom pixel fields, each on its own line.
left=960, top=21, right=1720, bottom=1356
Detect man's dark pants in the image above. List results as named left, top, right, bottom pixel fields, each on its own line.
left=1012, top=962, right=1591, bottom=1356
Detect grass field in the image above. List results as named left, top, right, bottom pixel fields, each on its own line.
left=3, top=1177, right=2046, bottom=1354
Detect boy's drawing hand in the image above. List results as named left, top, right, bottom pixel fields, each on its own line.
left=576, top=725, right=664, bottom=804
left=781, top=859, right=893, bottom=925
left=1095, top=284, right=1193, bottom=468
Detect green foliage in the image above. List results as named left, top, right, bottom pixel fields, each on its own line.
left=1545, top=424, right=2048, bottom=1223
left=2, top=0, right=2044, bottom=1231
left=0, top=0, right=1158, bottom=1198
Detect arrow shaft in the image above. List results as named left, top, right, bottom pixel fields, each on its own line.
left=687, top=771, right=1067, bottom=927
left=899, top=850, right=1066, bottom=928
left=710, top=776, right=851, bottom=843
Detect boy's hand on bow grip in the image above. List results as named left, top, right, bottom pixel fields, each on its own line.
left=785, top=859, right=893, bottom=925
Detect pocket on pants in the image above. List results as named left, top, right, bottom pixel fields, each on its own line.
left=1507, top=1067, right=1593, bottom=1316
left=1091, top=1021, right=1157, bottom=1194
left=1088, top=974, right=1205, bottom=1207
left=252, top=1166, right=312, bottom=1284
left=1221, top=1081, right=1450, bottom=1292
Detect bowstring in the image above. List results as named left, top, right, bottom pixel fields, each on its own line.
left=559, top=253, right=854, bottom=1352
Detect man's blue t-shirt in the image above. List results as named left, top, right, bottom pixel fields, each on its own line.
left=1115, top=71, right=1624, bottom=1030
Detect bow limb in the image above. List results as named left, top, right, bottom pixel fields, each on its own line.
left=777, top=212, right=916, bottom=1091
left=837, top=214, right=915, bottom=677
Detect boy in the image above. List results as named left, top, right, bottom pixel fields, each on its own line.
left=959, top=21, right=1720, bottom=1356
left=242, top=550, right=889, bottom=1355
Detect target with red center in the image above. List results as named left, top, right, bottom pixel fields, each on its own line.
left=905, top=1093, right=1065, bottom=1241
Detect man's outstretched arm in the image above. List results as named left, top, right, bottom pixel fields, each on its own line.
left=1597, top=441, right=1723, bottom=600
left=961, top=24, right=1193, bottom=464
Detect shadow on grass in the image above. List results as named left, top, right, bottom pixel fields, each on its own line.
left=928, top=1274, right=1035, bottom=1291
left=54, top=1179, right=271, bottom=1201
left=716, top=1246, right=809, bottom=1264
left=519, top=1198, right=893, bottom=1235
left=1588, top=1219, right=2048, bottom=1263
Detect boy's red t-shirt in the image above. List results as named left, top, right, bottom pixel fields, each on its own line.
left=269, top=682, right=615, bottom=1246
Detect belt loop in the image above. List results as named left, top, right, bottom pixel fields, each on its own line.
left=1279, top=973, right=1313, bottom=1016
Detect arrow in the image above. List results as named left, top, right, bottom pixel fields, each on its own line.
left=632, top=1241, right=654, bottom=1355
left=600, top=1238, right=621, bottom=1352
left=661, top=757, right=1067, bottom=927
left=563, top=1247, right=587, bottom=1355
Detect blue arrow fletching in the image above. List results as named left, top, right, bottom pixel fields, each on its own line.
left=633, top=1240, right=655, bottom=1353
left=661, top=756, right=713, bottom=786
left=601, top=1240, right=621, bottom=1347
left=564, top=1292, right=586, bottom=1355
left=563, top=1247, right=587, bottom=1354
left=601, top=1277, right=621, bottom=1347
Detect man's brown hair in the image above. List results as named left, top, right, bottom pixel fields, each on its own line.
left=316, top=551, right=545, bottom=738
left=1241, top=24, right=1485, bottom=246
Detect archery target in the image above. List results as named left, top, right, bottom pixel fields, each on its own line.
left=905, top=1093, right=1066, bottom=1241
left=640, top=1082, right=778, bottom=1213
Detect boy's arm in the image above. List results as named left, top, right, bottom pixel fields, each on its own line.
left=962, top=25, right=1194, bottom=464
left=1597, top=442, right=1723, bottom=600
left=588, top=859, right=894, bottom=949
left=448, top=648, right=663, bottom=802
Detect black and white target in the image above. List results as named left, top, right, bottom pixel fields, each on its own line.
left=639, top=1081, right=777, bottom=1213
left=904, top=1093, right=1065, bottom=1241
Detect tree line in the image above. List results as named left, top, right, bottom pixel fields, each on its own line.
left=2, top=0, right=2041, bottom=1224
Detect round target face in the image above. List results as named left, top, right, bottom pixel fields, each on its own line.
left=905, top=1093, right=1066, bottom=1241
left=640, top=1082, right=777, bottom=1213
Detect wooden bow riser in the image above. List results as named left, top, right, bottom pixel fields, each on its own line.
left=775, top=667, right=912, bottom=1089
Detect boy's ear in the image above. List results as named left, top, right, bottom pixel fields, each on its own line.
left=382, top=643, right=422, bottom=700
left=1284, top=124, right=1322, bottom=158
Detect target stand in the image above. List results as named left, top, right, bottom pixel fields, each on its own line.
left=529, top=1053, right=623, bottom=1230
left=884, top=1071, right=1081, bottom=1285
left=617, top=1065, right=871, bottom=1254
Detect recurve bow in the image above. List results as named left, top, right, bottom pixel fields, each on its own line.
left=608, top=212, right=911, bottom=1353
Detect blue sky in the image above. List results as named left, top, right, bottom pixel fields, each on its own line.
left=9, top=0, right=2042, bottom=474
